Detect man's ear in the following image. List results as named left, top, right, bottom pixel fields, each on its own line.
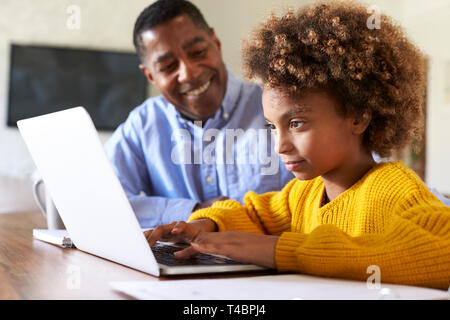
left=352, top=112, right=372, bottom=135
left=139, top=64, right=154, bottom=84
left=210, top=28, right=222, bottom=52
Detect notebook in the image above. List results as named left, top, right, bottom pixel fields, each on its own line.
left=110, top=274, right=449, bottom=300
left=18, top=107, right=267, bottom=276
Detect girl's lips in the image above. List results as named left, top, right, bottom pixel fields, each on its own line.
left=283, top=160, right=305, bottom=171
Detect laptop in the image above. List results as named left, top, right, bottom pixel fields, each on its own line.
left=18, top=107, right=267, bottom=276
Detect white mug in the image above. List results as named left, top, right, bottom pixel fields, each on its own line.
left=33, top=179, right=66, bottom=230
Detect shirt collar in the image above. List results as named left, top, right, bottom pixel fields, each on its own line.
left=164, top=66, right=242, bottom=129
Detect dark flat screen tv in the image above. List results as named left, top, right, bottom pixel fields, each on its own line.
left=7, top=44, right=148, bottom=131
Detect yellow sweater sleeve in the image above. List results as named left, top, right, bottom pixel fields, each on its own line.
left=276, top=195, right=450, bottom=289
left=188, top=179, right=298, bottom=236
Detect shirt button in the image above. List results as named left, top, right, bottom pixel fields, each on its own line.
left=204, top=135, right=212, bottom=142
left=223, top=112, right=229, bottom=119
left=206, top=176, right=213, bottom=184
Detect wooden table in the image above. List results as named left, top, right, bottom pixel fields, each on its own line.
left=0, top=212, right=272, bottom=300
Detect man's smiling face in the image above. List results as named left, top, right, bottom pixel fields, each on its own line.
left=139, top=14, right=227, bottom=121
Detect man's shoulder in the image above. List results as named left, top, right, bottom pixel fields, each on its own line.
left=226, top=72, right=263, bottom=119
left=227, top=70, right=262, bottom=97
left=126, top=96, right=173, bottom=125
left=239, top=75, right=262, bottom=89
left=105, top=96, right=176, bottom=153
left=240, top=77, right=263, bottom=97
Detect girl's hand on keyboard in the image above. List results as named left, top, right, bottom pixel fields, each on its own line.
left=189, top=231, right=279, bottom=268
left=144, top=219, right=217, bottom=248
left=173, top=230, right=279, bottom=269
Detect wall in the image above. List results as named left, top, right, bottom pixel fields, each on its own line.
left=400, top=0, right=450, bottom=194
left=0, top=0, right=151, bottom=179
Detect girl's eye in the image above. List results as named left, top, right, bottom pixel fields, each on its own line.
left=290, top=120, right=304, bottom=129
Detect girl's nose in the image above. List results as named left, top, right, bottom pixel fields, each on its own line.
left=274, top=130, right=294, bottom=155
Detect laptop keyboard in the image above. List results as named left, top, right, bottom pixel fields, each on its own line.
left=152, top=243, right=246, bottom=266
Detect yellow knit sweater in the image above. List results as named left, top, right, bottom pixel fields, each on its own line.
left=189, top=161, right=450, bottom=289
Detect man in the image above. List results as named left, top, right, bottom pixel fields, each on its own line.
left=104, top=0, right=294, bottom=228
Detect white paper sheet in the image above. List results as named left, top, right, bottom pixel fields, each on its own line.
left=110, top=274, right=449, bottom=300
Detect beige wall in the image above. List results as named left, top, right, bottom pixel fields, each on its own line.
left=0, top=0, right=448, bottom=194
left=0, top=0, right=149, bottom=177
left=401, top=0, right=450, bottom=194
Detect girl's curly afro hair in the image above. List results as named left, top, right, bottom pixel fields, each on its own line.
left=242, top=1, right=426, bottom=158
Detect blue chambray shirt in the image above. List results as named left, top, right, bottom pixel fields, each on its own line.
left=104, top=70, right=294, bottom=228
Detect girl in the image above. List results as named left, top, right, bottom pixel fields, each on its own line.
left=145, top=1, right=450, bottom=289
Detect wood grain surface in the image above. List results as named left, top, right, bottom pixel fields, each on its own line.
left=0, top=211, right=273, bottom=300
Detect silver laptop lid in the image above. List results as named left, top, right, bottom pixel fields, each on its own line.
left=18, top=107, right=160, bottom=276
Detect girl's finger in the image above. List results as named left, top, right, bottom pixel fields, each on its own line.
left=190, top=232, right=221, bottom=254
left=171, top=221, right=187, bottom=235
left=173, top=245, right=199, bottom=259
left=148, top=222, right=176, bottom=247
